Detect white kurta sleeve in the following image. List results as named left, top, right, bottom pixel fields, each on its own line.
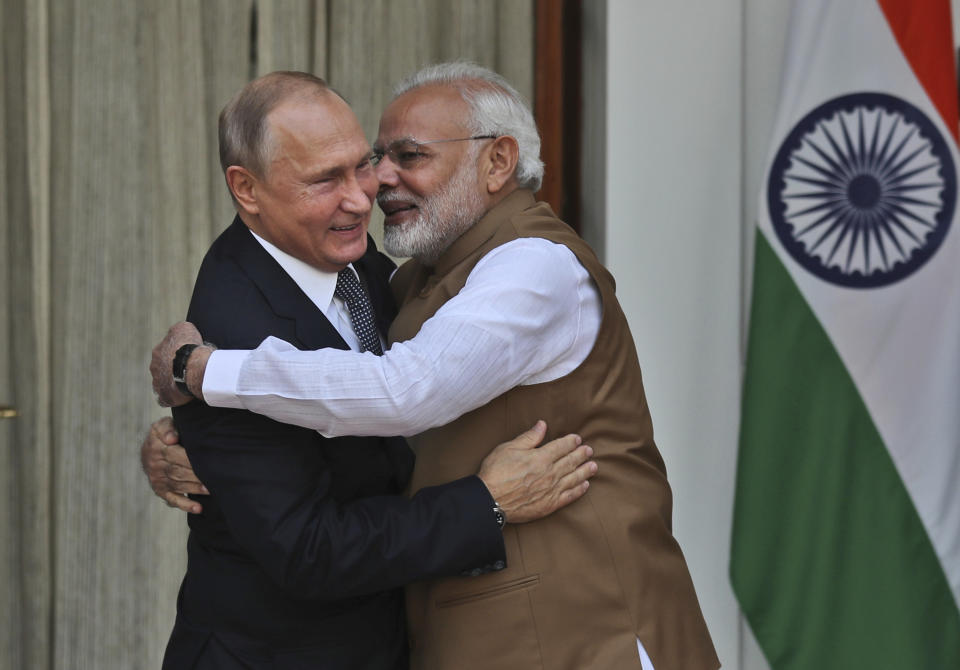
left=201, top=238, right=601, bottom=437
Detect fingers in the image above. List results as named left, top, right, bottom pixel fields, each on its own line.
left=141, top=418, right=210, bottom=508
left=152, top=416, right=175, bottom=432
left=150, top=416, right=178, bottom=444
left=505, top=442, right=598, bottom=522
left=165, top=462, right=207, bottom=489
left=502, top=420, right=548, bottom=451
left=556, top=457, right=598, bottom=494
left=162, top=444, right=192, bottom=468
left=160, top=445, right=208, bottom=492
left=168, top=479, right=208, bottom=497
left=477, top=426, right=598, bottom=524
left=165, top=462, right=198, bottom=482
left=556, top=480, right=591, bottom=508
left=537, top=432, right=584, bottom=462
left=538, top=446, right=597, bottom=516
left=141, top=426, right=168, bottom=476
left=160, top=445, right=209, bottom=493
left=552, top=443, right=594, bottom=475
left=164, top=491, right=203, bottom=515
left=531, top=462, right=595, bottom=519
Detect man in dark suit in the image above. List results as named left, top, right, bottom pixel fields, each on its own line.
left=156, top=71, right=596, bottom=669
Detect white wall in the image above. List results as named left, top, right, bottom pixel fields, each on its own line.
left=601, top=2, right=960, bottom=668
left=601, top=2, right=790, bottom=668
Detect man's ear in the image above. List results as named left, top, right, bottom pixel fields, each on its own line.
left=483, top=135, right=520, bottom=194
left=225, top=165, right=260, bottom=215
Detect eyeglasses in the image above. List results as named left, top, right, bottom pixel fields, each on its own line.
left=371, top=135, right=497, bottom=169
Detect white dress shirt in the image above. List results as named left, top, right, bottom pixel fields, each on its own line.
left=204, top=237, right=602, bottom=437
left=248, top=230, right=370, bottom=352
left=209, top=233, right=656, bottom=670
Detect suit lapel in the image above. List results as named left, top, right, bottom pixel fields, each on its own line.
left=222, top=218, right=349, bottom=352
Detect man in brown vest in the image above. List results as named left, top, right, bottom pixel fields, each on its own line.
left=151, top=63, right=719, bottom=669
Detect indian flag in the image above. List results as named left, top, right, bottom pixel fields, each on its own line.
left=730, top=0, right=960, bottom=668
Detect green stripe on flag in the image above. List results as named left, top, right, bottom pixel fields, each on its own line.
left=731, top=233, right=960, bottom=670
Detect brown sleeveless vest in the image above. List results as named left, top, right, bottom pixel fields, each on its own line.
left=389, top=190, right=718, bottom=670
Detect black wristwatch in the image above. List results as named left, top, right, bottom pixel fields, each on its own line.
left=492, top=501, right=506, bottom=530
left=172, top=343, right=200, bottom=398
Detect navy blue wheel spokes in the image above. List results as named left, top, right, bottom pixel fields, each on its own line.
left=767, top=92, right=955, bottom=288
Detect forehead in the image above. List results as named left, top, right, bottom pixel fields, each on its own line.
left=377, top=84, right=471, bottom=143
left=267, top=94, right=368, bottom=161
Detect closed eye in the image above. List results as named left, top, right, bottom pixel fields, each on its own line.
left=398, top=151, right=425, bottom=162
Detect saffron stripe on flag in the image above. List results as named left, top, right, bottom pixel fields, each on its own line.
left=877, top=0, right=959, bottom=141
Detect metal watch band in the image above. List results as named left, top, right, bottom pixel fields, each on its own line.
left=172, top=343, right=200, bottom=398
left=492, top=501, right=506, bottom=530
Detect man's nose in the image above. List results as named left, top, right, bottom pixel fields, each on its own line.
left=341, top=175, right=373, bottom=214
left=375, top=158, right=400, bottom=188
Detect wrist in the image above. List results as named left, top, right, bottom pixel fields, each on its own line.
left=478, top=475, right=508, bottom=529
left=172, top=344, right=199, bottom=399
left=492, top=500, right=506, bottom=530
left=185, top=345, right=214, bottom=401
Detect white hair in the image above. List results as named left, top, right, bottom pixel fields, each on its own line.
left=394, top=62, right=544, bottom=192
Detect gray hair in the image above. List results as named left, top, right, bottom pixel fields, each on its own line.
left=218, top=71, right=331, bottom=181
left=393, top=62, right=544, bottom=192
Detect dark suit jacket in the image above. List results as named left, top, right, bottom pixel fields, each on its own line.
left=163, top=218, right=505, bottom=669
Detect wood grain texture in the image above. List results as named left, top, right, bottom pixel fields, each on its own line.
left=535, top=0, right=581, bottom=230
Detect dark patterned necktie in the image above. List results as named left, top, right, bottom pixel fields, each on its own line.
left=335, top=269, right=384, bottom=355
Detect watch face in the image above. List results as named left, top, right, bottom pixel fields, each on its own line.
left=494, top=507, right=506, bottom=529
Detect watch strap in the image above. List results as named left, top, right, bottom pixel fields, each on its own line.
left=492, top=501, right=506, bottom=530
left=172, top=343, right=200, bottom=398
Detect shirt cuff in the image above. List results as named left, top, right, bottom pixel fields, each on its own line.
left=201, top=349, right=249, bottom=409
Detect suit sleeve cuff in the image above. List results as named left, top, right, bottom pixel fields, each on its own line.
left=451, top=475, right=507, bottom=575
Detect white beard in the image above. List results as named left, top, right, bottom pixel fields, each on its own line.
left=380, top=159, right=486, bottom=265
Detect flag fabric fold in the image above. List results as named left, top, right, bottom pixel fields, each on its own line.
left=731, top=0, right=960, bottom=667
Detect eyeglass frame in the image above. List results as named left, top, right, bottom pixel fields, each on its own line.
left=370, top=135, right=498, bottom=168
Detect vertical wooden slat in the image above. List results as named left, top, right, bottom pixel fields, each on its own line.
left=534, top=0, right=582, bottom=232
left=562, top=0, right=583, bottom=233
left=535, top=0, right=564, bottom=218
left=2, top=0, right=54, bottom=667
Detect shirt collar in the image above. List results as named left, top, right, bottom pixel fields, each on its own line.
left=248, top=229, right=358, bottom=315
